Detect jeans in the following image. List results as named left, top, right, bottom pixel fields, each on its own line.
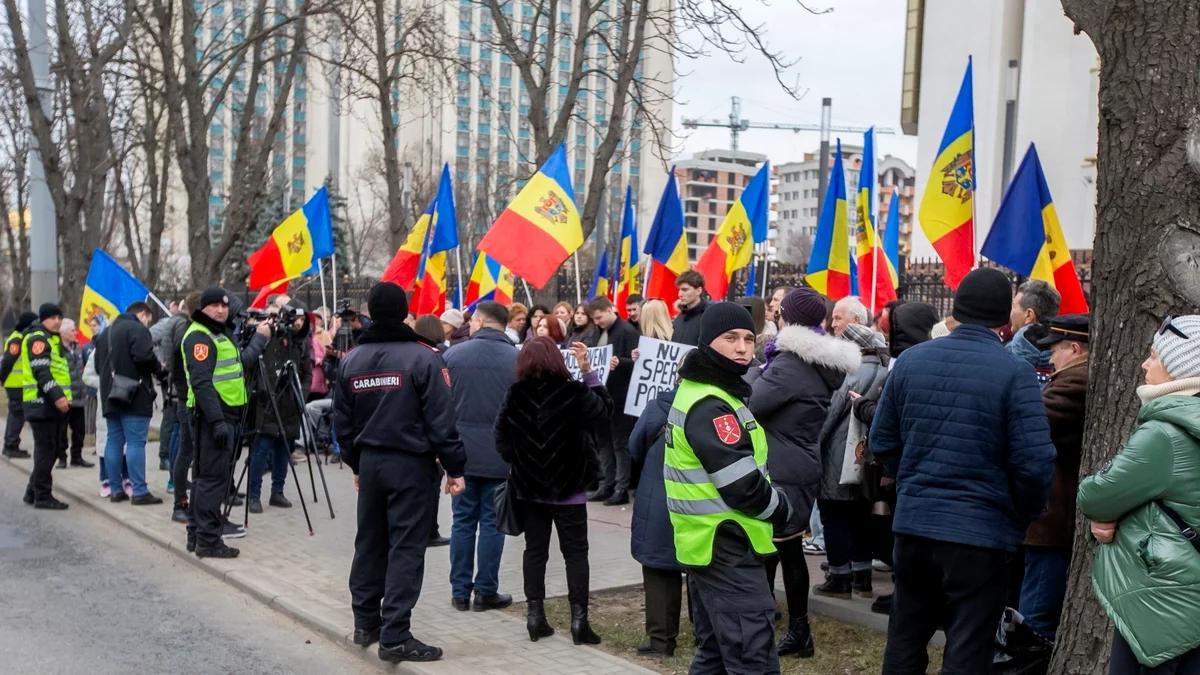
left=1018, top=547, right=1071, bottom=641
left=883, top=534, right=1009, bottom=675
left=819, top=498, right=874, bottom=574
left=159, top=397, right=177, bottom=461
left=104, top=413, right=151, bottom=497
left=809, top=503, right=824, bottom=548
left=449, top=477, right=505, bottom=599
left=519, top=501, right=590, bottom=605
left=248, top=434, right=290, bottom=500
left=99, top=454, right=129, bottom=485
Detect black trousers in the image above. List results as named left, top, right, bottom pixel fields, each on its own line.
left=56, top=407, right=85, bottom=462
left=764, top=536, right=811, bottom=620
left=172, top=404, right=193, bottom=508
left=820, top=498, right=874, bottom=572
left=688, top=530, right=779, bottom=675
left=4, top=388, right=24, bottom=453
left=350, top=450, right=437, bottom=646
left=1110, top=629, right=1200, bottom=674
left=429, top=463, right=443, bottom=538
left=26, top=417, right=63, bottom=502
left=186, top=418, right=234, bottom=550
left=643, top=565, right=684, bottom=652
left=883, top=534, right=1009, bottom=675
left=159, top=395, right=176, bottom=460
left=597, top=413, right=634, bottom=495
left=520, top=501, right=590, bottom=606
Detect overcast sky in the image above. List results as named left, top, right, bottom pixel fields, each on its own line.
left=673, top=0, right=919, bottom=168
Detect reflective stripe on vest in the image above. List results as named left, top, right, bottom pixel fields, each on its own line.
left=664, top=378, right=775, bottom=567
left=20, top=329, right=72, bottom=403
left=3, top=330, right=25, bottom=388
left=182, top=322, right=247, bottom=409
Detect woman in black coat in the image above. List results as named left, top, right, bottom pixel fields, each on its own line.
left=495, top=337, right=612, bottom=646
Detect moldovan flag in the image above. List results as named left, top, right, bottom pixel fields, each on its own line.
left=464, top=252, right=514, bottom=309
left=855, top=128, right=899, bottom=312
left=588, top=248, right=612, bottom=300
left=381, top=198, right=434, bottom=291
left=247, top=187, right=334, bottom=290
left=806, top=140, right=852, bottom=300
left=883, top=190, right=902, bottom=273
left=981, top=144, right=1089, bottom=314
left=642, top=170, right=688, bottom=313
left=919, top=58, right=976, bottom=289
left=250, top=277, right=294, bottom=310
left=79, top=249, right=150, bottom=343
left=695, top=161, right=770, bottom=300
left=411, top=165, right=459, bottom=316
left=615, top=186, right=640, bottom=317
left=477, top=144, right=582, bottom=288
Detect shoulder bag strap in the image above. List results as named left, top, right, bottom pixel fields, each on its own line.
left=1156, top=500, right=1200, bottom=554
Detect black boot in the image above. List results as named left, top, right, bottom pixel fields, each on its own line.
left=526, top=599, right=554, bottom=642
left=851, top=569, right=874, bottom=598
left=570, top=603, right=601, bottom=645
left=776, top=616, right=815, bottom=658
left=812, top=573, right=852, bottom=599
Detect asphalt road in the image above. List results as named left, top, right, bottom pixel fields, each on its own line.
left=0, top=463, right=379, bottom=675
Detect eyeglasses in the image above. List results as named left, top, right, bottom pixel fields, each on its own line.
left=1158, top=314, right=1190, bottom=340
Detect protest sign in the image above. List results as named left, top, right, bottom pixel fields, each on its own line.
left=560, top=344, right=612, bottom=385
left=624, top=337, right=695, bottom=417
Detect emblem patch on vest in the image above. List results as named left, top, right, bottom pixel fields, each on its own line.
left=712, top=414, right=741, bottom=445
left=31, top=341, right=45, bottom=356
left=193, top=343, right=209, bottom=361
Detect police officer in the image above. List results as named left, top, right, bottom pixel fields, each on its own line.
left=0, top=311, right=38, bottom=458
left=664, top=302, right=792, bottom=674
left=181, top=288, right=269, bottom=558
left=19, top=304, right=72, bottom=509
left=333, top=282, right=466, bottom=665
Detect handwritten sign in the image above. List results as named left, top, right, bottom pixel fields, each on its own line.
left=560, top=345, right=612, bottom=385
left=624, top=337, right=695, bottom=417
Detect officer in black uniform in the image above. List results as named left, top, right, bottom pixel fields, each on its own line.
left=333, top=282, right=466, bottom=665
left=181, top=288, right=269, bottom=558
left=0, top=311, right=38, bottom=458
left=20, top=304, right=71, bottom=509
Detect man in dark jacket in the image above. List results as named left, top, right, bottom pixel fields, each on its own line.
left=1018, top=314, right=1089, bottom=642
left=333, top=282, right=466, bottom=664
left=169, top=291, right=201, bottom=522
left=442, top=301, right=516, bottom=612
left=871, top=268, right=1055, bottom=674
left=96, top=301, right=166, bottom=505
left=1, top=310, right=38, bottom=458
left=151, top=304, right=189, bottom=471
left=671, top=270, right=709, bottom=346
left=246, top=306, right=312, bottom=513
left=586, top=296, right=640, bottom=505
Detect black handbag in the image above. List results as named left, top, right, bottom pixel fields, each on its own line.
left=494, top=478, right=523, bottom=536
left=105, top=330, right=141, bottom=406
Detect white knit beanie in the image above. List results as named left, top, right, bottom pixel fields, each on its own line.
left=1153, top=314, right=1200, bottom=379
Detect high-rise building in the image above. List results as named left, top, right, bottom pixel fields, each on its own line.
left=673, top=149, right=769, bottom=263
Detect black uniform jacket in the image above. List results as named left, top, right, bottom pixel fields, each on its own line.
left=332, top=321, right=466, bottom=477
left=181, top=311, right=268, bottom=425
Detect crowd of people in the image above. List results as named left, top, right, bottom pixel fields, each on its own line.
left=6, top=264, right=1200, bottom=674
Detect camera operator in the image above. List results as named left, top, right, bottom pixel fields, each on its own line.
left=247, top=304, right=312, bottom=514
left=182, top=288, right=270, bottom=559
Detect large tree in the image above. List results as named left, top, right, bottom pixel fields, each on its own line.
left=1050, top=2, right=1200, bottom=673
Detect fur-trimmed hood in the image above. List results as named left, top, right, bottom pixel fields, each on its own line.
left=773, top=325, right=862, bottom=374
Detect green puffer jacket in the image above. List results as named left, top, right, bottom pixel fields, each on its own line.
left=1078, top=394, right=1200, bottom=667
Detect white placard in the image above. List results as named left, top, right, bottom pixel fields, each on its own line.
left=560, top=344, right=612, bottom=385
left=623, top=337, right=695, bottom=417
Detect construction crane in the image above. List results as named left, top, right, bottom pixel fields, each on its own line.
left=681, top=96, right=896, bottom=151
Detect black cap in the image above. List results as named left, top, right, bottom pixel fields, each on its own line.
left=367, top=282, right=409, bottom=327
left=952, top=268, right=1013, bottom=328
left=699, top=301, right=756, bottom=346
left=199, top=288, right=230, bottom=308
left=1037, top=313, right=1090, bottom=348
left=15, top=311, right=37, bottom=332
left=38, top=303, right=63, bottom=321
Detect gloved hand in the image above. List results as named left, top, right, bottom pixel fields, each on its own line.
left=213, top=422, right=232, bottom=448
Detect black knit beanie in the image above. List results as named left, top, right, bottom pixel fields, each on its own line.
left=952, top=268, right=1012, bottom=328
left=38, top=303, right=63, bottom=321
left=15, top=311, right=37, bottom=332
left=699, top=301, right=756, bottom=346
left=367, top=282, right=409, bottom=328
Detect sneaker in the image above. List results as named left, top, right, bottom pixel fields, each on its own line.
left=221, top=522, right=246, bottom=539
left=378, top=638, right=443, bottom=663
left=872, top=559, right=892, bottom=573
left=166, top=481, right=174, bottom=494
left=131, top=493, right=164, bottom=506
left=802, top=540, right=825, bottom=556
left=196, top=542, right=240, bottom=559
left=122, top=479, right=133, bottom=498
left=100, top=481, right=112, bottom=498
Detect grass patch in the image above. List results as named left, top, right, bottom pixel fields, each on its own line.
left=507, top=585, right=942, bottom=674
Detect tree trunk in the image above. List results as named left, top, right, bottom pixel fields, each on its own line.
left=372, top=0, right=405, bottom=251
left=1051, top=2, right=1200, bottom=673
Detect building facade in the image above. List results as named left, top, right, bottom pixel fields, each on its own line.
left=673, top=149, right=768, bottom=263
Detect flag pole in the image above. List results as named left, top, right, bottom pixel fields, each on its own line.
left=573, top=252, right=582, bottom=306
left=761, top=248, right=771, bottom=299
left=318, top=258, right=330, bottom=315
left=331, top=253, right=339, bottom=314
left=454, top=245, right=465, bottom=308
left=146, top=291, right=171, bottom=315
left=520, top=278, right=534, bottom=306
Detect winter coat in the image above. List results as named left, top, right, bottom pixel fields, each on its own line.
left=869, top=323, right=1056, bottom=552
left=671, top=299, right=708, bottom=347
left=309, top=334, right=329, bottom=396
left=629, top=388, right=680, bottom=572
left=83, top=350, right=107, bottom=458
left=443, top=328, right=517, bottom=480
left=750, top=326, right=860, bottom=538
left=1024, top=358, right=1087, bottom=548
left=150, top=314, right=188, bottom=374
left=253, top=320, right=312, bottom=439
left=595, top=317, right=640, bottom=405
left=818, top=351, right=889, bottom=501
left=95, top=314, right=163, bottom=418
left=1079, top=392, right=1200, bottom=668
left=568, top=325, right=598, bottom=347
left=494, top=373, right=611, bottom=501
left=64, top=342, right=87, bottom=407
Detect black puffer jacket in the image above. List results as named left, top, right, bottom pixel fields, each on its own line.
left=671, top=299, right=708, bottom=346
left=254, top=317, right=312, bottom=439
left=494, top=374, right=611, bottom=501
